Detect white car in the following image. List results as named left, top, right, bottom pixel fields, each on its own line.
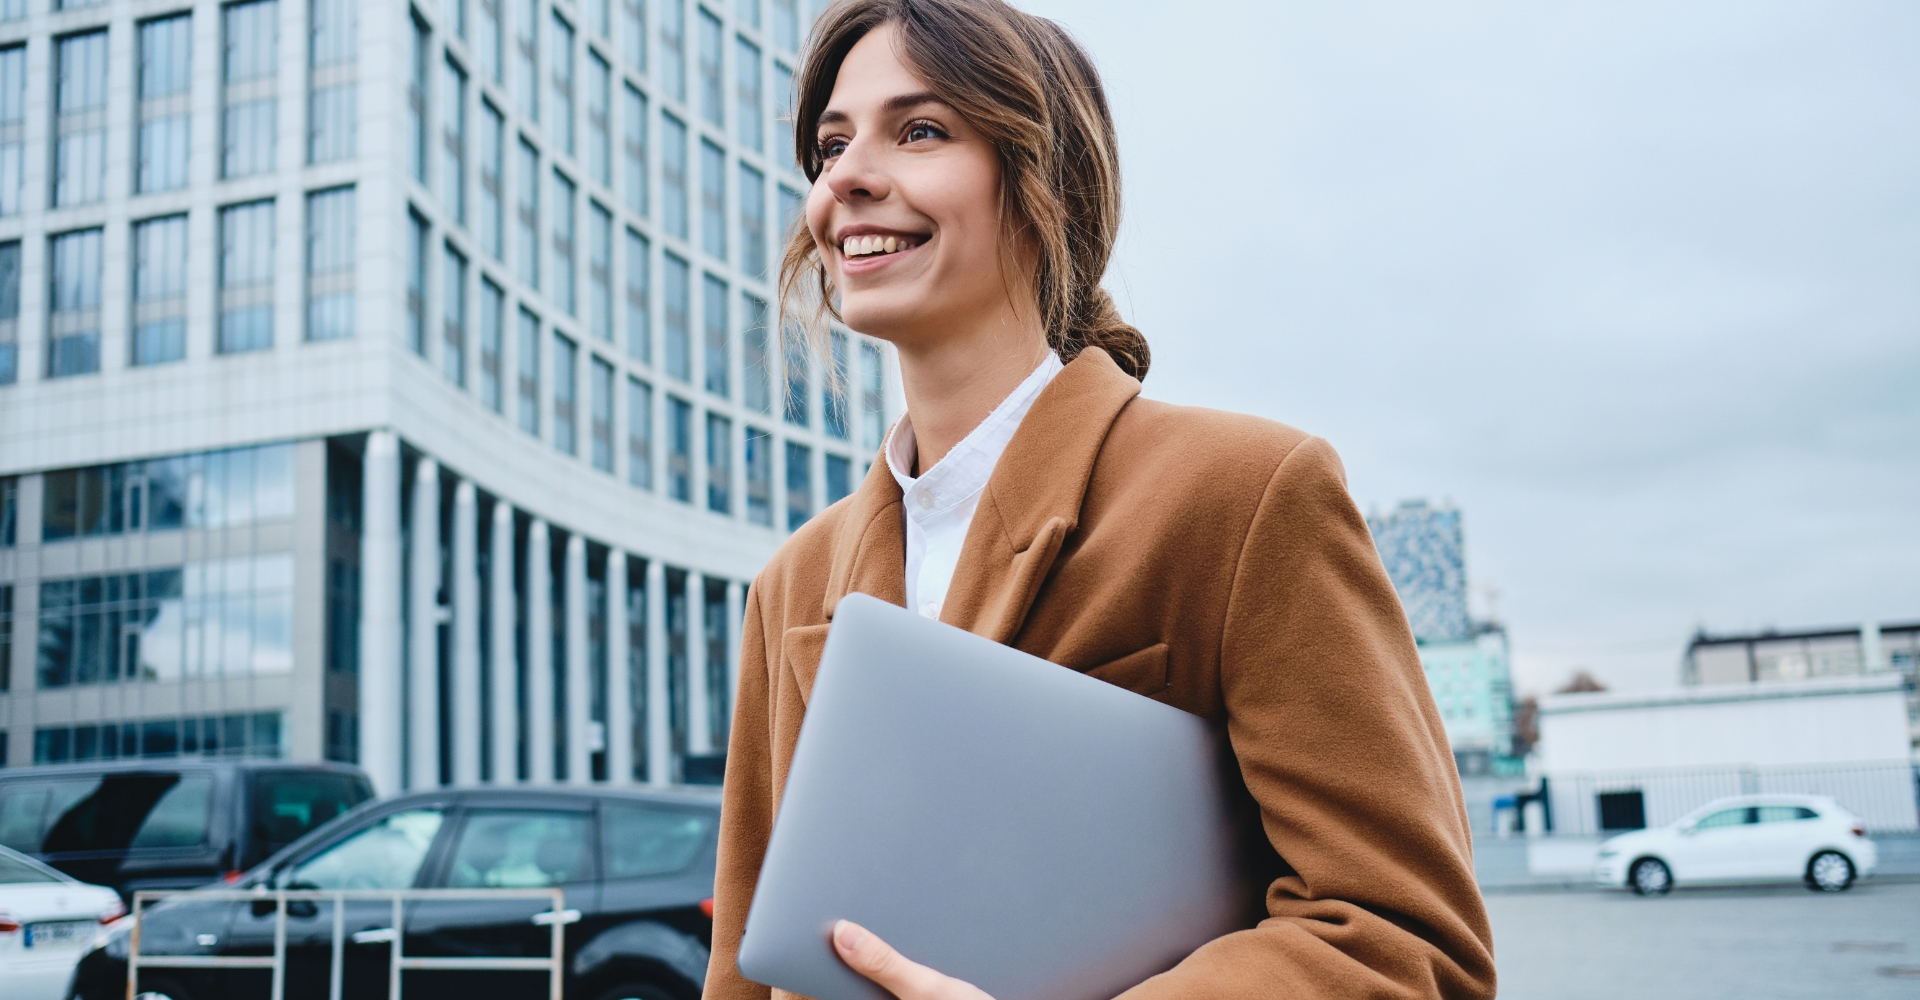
left=1594, top=793, right=1878, bottom=895
left=0, top=846, right=125, bottom=1000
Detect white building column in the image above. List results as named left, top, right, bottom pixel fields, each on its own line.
left=687, top=576, right=711, bottom=756
left=451, top=480, right=481, bottom=786
left=358, top=430, right=403, bottom=796
left=725, top=580, right=744, bottom=732
left=606, top=549, right=633, bottom=783
left=565, top=534, right=591, bottom=785
left=407, top=457, right=442, bottom=790
left=645, top=558, right=670, bottom=786
left=488, top=501, right=519, bottom=783
left=526, top=519, right=554, bottom=783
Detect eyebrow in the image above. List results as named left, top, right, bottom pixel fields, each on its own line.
left=816, top=91, right=949, bottom=129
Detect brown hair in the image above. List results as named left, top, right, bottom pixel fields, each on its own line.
left=779, top=0, right=1150, bottom=381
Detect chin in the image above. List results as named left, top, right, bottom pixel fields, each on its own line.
left=835, top=293, right=925, bottom=343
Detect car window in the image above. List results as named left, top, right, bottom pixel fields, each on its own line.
left=1755, top=805, right=1818, bottom=823
left=39, top=774, right=214, bottom=853
left=252, top=771, right=373, bottom=850
left=284, top=809, right=445, bottom=890
left=0, top=851, right=63, bottom=884
left=1693, top=808, right=1752, bottom=830
left=0, top=780, right=97, bottom=852
left=602, top=803, right=711, bottom=879
left=445, top=810, right=596, bottom=888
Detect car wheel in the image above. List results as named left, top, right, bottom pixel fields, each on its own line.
left=1629, top=857, right=1672, bottom=896
left=1807, top=850, right=1855, bottom=892
left=592, top=982, right=679, bottom=1000
left=134, top=980, right=193, bottom=1000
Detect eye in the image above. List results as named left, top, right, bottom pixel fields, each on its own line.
left=904, top=120, right=947, bottom=144
left=816, top=135, right=849, bottom=161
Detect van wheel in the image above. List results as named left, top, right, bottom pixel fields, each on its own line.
left=1629, top=858, right=1672, bottom=896
left=593, top=983, right=678, bottom=1000
left=1807, top=851, right=1855, bottom=892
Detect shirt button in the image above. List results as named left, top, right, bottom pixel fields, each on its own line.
left=920, top=602, right=940, bottom=619
left=915, top=492, right=934, bottom=508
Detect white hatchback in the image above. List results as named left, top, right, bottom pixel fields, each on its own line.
left=1594, top=794, right=1878, bottom=895
left=0, top=846, right=126, bottom=1000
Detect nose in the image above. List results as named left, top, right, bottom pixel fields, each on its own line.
left=824, top=132, right=891, bottom=204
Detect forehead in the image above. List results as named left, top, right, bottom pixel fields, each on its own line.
left=825, top=23, right=929, bottom=115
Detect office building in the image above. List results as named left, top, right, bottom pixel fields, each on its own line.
left=0, top=0, right=893, bottom=793
left=1684, top=620, right=1920, bottom=756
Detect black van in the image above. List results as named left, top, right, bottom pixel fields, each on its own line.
left=0, top=759, right=374, bottom=896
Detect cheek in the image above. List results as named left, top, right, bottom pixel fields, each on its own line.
left=804, top=185, right=838, bottom=257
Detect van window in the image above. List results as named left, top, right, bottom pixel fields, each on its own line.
left=283, top=809, right=445, bottom=890
left=250, top=771, right=373, bottom=851
left=601, top=803, right=710, bottom=878
left=0, top=774, right=213, bottom=853
left=446, top=810, right=596, bottom=888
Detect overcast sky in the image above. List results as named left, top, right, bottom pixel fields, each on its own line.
left=1015, top=0, right=1920, bottom=694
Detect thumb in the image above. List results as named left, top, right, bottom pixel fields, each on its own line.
left=833, top=920, right=946, bottom=998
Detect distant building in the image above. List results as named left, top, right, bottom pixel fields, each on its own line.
left=1368, top=499, right=1515, bottom=775
left=1684, top=621, right=1920, bottom=757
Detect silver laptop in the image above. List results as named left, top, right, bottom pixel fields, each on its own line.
left=737, top=593, right=1256, bottom=1000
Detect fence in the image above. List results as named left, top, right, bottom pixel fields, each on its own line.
left=1544, top=759, right=1919, bottom=837
left=128, top=887, right=574, bottom=1000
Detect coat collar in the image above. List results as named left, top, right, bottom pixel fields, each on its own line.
left=820, top=347, right=1142, bottom=644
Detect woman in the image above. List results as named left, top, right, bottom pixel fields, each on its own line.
left=708, top=1, right=1497, bottom=997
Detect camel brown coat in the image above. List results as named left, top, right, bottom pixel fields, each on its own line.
left=704, top=347, right=1497, bottom=1000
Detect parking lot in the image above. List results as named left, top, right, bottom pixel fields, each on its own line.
left=1487, top=878, right=1920, bottom=999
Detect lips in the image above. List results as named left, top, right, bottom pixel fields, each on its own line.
left=842, top=234, right=918, bottom=258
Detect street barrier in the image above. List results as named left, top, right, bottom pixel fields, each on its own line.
left=1542, top=759, right=1920, bottom=836
left=127, top=887, right=575, bottom=1000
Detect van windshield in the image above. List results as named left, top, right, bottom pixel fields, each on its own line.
left=0, top=774, right=215, bottom=854
left=250, top=771, right=372, bottom=854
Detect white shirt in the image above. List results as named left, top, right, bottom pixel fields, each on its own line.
left=885, top=352, right=1065, bottom=620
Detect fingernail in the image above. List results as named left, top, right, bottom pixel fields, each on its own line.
left=834, top=919, right=864, bottom=953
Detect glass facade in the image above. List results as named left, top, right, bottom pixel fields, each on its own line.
left=306, top=187, right=356, bottom=342
left=309, top=0, right=358, bottom=164
left=132, top=215, right=189, bottom=365
left=220, top=201, right=277, bottom=354
left=480, top=279, right=505, bottom=411
left=703, top=273, right=728, bottom=397
left=517, top=307, right=541, bottom=434
left=41, top=443, right=295, bottom=540
left=627, top=376, right=653, bottom=489
left=223, top=1, right=279, bottom=179
left=408, top=210, right=431, bottom=355
left=34, top=713, right=284, bottom=763
left=0, top=45, right=23, bottom=216
left=553, top=331, right=578, bottom=454
left=138, top=16, right=193, bottom=193
left=591, top=356, right=615, bottom=472
left=705, top=411, right=731, bottom=513
left=625, top=228, right=651, bottom=362
left=590, top=202, right=614, bottom=341
left=0, top=240, right=16, bottom=383
left=48, top=228, right=102, bottom=378
left=53, top=31, right=107, bottom=207
left=442, top=59, right=469, bottom=223
left=444, top=245, right=469, bottom=386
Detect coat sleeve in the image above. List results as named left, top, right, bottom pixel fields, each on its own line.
left=704, top=583, right=776, bottom=1000
left=1119, top=436, right=1497, bottom=1000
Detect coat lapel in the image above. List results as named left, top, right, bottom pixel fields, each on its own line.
left=789, top=453, right=907, bottom=703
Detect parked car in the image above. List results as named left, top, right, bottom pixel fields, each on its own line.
left=0, top=760, right=374, bottom=899
left=0, top=845, right=126, bottom=1000
left=1594, top=793, right=1878, bottom=895
left=72, top=784, right=721, bottom=1000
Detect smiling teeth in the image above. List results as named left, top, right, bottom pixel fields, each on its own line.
left=844, top=235, right=911, bottom=257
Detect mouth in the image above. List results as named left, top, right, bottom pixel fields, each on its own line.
left=838, top=231, right=928, bottom=261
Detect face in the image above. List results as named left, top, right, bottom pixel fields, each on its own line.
left=808, top=24, right=1015, bottom=347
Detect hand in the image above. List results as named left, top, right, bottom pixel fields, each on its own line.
left=833, top=919, right=997, bottom=1000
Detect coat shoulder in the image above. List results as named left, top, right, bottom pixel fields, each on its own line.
left=749, top=493, right=855, bottom=621
left=1108, top=396, right=1340, bottom=490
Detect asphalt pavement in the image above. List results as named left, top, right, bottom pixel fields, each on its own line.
left=1487, top=878, right=1920, bottom=999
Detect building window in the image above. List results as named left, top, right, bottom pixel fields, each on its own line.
left=861, top=339, right=886, bottom=449
left=54, top=31, right=108, bottom=206
left=138, top=16, right=193, bottom=193
left=476, top=0, right=503, bottom=84
left=622, top=84, right=648, bottom=218
left=443, top=244, right=468, bottom=386
left=700, top=140, right=727, bottom=260
left=223, top=1, right=279, bottom=180
left=662, top=113, right=688, bottom=240
left=132, top=215, right=190, bottom=365
left=407, top=209, right=430, bottom=356
left=34, top=713, right=285, bottom=763
left=309, top=0, right=358, bottom=164
left=516, top=307, right=540, bottom=434
left=825, top=453, right=852, bottom=505
left=782, top=326, right=808, bottom=427
left=735, top=35, right=761, bottom=152
left=409, top=14, right=430, bottom=183
left=622, top=0, right=647, bottom=73
left=0, top=46, right=24, bottom=215
left=219, top=201, right=276, bottom=354
left=745, top=426, right=772, bottom=526
left=479, top=101, right=506, bottom=259
left=591, top=355, right=615, bottom=472
left=696, top=8, right=722, bottom=128
left=550, top=12, right=575, bottom=154
left=516, top=138, right=540, bottom=287
left=442, top=59, right=468, bottom=224
left=663, top=251, right=690, bottom=381
left=587, top=51, right=611, bottom=186
left=627, top=376, right=653, bottom=489
left=702, top=273, right=729, bottom=397
left=42, top=443, right=294, bottom=539
left=551, top=170, right=577, bottom=314
left=305, top=186, right=356, bottom=342
left=1, top=476, right=16, bottom=546
left=48, top=228, right=103, bottom=377
left=553, top=332, right=578, bottom=454
left=771, top=0, right=797, bottom=53
left=666, top=395, right=692, bottom=502
left=773, top=61, right=795, bottom=173
left=657, top=0, right=684, bottom=102
left=443, top=0, right=467, bottom=37
left=38, top=557, right=294, bottom=689
left=705, top=411, right=731, bottom=513
left=480, top=278, right=505, bottom=411
left=513, top=0, right=538, bottom=121
left=625, top=228, right=651, bottom=363
left=824, top=329, right=850, bottom=439
left=589, top=202, right=613, bottom=341
left=0, top=240, right=17, bottom=383
left=736, top=0, right=759, bottom=31
left=784, top=440, right=810, bottom=530
left=778, top=182, right=803, bottom=243
left=738, top=162, right=765, bottom=279
left=742, top=294, right=770, bottom=414
left=1, top=584, right=11, bottom=691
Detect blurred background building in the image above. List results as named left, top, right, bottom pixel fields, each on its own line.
left=0, top=0, right=886, bottom=794
left=1368, top=498, right=1518, bottom=776
left=1684, top=620, right=1920, bottom=756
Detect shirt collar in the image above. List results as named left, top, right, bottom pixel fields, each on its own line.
left=884, top=351, right=1064, bottom=521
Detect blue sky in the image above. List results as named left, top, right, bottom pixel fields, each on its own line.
left=1019, top=0, right=1920, bottom=693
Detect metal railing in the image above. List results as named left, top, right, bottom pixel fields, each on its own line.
left=128, top=888, right=575, bottom=1000
left=1542, top=758, right=1920, bottom=836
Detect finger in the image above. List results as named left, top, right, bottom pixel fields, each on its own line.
left=833, top=920, right=950, bottom=998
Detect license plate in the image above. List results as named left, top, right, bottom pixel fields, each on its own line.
left=25, top=919, right=96, bottom=948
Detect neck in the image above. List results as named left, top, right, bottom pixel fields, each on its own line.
left=892, top=308, right=1050, bottom=475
